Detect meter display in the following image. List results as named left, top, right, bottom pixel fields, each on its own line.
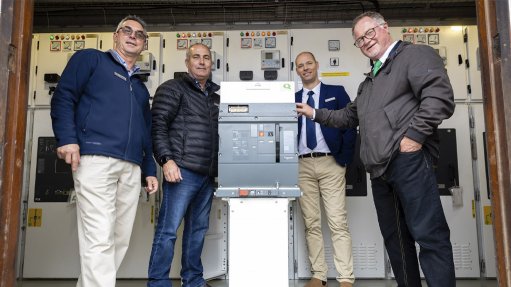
left=261, top=50, right=280, bottom=70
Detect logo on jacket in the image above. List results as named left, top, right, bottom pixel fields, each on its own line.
left=114, top=72, right=127, bottom=81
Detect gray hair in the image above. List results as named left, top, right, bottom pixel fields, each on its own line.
left=352, top=11, right=386, bottom=34
left=186, top=43, right=211, bottom=60
left=115, top=15, right=147, bottom=34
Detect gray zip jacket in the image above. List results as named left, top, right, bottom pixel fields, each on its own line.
left=315, top=41, right=455, bottom=179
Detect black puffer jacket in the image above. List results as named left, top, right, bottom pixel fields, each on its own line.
left=151, top=74, right=220, bottom=177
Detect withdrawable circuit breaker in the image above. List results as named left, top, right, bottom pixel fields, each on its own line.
left=216, top=81, right=300, bottom=198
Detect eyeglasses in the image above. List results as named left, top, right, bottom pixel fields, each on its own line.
left=117, top=26, right=147, bottom=41
left=353, top=23, right=385, bottom=48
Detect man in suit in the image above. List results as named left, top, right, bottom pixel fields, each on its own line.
left=295, top=51, right=356, bottom=287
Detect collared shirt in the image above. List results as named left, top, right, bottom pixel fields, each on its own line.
left=190, top=75, right=211, bottom=96
left=376, top=40, right=399, bottom=67
left=299, top=82, right=331, bottom=155
left=110, top=49, right=140, bottom=77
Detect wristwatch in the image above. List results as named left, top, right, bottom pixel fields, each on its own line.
left=160, top=155, right=173, bottom=165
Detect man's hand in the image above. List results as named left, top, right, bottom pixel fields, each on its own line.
left=162, top=159, right=183, bottom=183
left=145, top=176, right=159, bottom=194
left=56, top=144, right=81, bottom=171
left=400, top=136, right=422, bottom=152
left=296, top=103, right=314, bottom=119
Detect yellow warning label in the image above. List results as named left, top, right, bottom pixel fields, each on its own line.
left=484, top=206, right=492, bottom=225
left=28, top=208, right=42, bottom=227
left=320, top=72, right=350, bottom=77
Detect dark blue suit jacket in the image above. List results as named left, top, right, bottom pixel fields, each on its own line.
left=296, top=83, right=356, bottom=167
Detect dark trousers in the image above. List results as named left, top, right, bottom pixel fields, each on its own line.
left=371, top=150, right=455, bottom=287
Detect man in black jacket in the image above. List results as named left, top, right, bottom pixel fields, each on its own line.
left=147, top=43, right=220, bottom=287
left=297, top=11, right=456, bottom=287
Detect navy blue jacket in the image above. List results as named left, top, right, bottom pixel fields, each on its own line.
left=50, top=49, right=156, bottom=177
left=296, top=83, right=356, bottom=167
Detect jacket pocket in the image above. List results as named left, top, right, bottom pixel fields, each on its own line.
left=383, top=105, right=398, bottom=130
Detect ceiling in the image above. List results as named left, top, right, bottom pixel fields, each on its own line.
left=32, top=0, right=477, bottom=32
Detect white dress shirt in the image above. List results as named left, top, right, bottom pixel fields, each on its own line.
left=299, top=82, right=331, bottom=155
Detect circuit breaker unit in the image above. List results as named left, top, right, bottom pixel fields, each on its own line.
left=217, top=81, right=300, bottom=198
left=217, top=81, right=300, bottom=287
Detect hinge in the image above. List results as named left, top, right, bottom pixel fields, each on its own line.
left=294, top=259, right=298, bottom=273
left=465, top=59, right=470, bottom=69
left=35, top=65, right=38, bottom=75
left=33, top=91, right=36, bottom=100
left=162, top=64, right=165, bottom=73
left=291, top=36, right=294, bottom=46
left=162, top=39, right=165, bottom=48
left=475, top=191, right=480, bottom=202
left=464, top=31, right=468, bottom=43
left=480, top=259, right=486, bottom=274
left=226, top=38, right=229, bottom=47
left=467, top=84, right=472, bottom=94
left=37, top=41, right=40, bottom=50
left=100, top=40, right=102, bottom=50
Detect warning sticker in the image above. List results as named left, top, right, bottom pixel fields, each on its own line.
left=484, top=205, right=492, bottom=225
left=28, top=208, right=43, bottom=227
left=320, top=72, right=350, bottom=77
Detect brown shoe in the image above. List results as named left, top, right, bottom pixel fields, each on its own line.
left=340, top=282, right=353, bottom=287
left=305, top=278, right=327, bottom=287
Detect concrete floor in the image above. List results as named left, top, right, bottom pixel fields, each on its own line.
left=16, top=278, right=499, bottom=287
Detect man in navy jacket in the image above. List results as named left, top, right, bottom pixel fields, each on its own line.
left=295, top=51, right=356, bottom=287
left=50, top=15, right=158, bottom=287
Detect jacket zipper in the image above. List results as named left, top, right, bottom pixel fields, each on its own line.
left=125, top=77, right=133, bottom=159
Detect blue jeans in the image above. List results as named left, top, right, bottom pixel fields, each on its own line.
left=147, top=167, right=214, bottom=287
left=371, top=150, right=455, bottom=287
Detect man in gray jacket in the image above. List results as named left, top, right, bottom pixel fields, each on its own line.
left=296, top=11, right=456, bottom=287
